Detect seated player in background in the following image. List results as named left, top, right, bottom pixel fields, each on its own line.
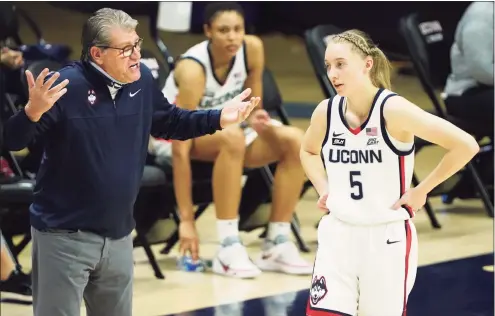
left=158, top=2, right=312, bottom=278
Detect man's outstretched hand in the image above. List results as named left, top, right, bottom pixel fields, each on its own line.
left=24, top=68, right=69, bottom=122
left=219, top=88, right=261, bottom=128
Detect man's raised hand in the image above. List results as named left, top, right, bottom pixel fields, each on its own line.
left=24, top=68, right=69, bottom=122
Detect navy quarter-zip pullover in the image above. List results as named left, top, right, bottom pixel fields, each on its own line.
left=3, top=61, right=223, bottom=239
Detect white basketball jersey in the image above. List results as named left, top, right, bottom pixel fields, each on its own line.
left=321, top=88, right=416, bottom=226
left=162, top=40, right=248, bottom=109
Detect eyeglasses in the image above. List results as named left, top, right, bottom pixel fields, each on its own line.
left=97, top=38, right=143, bottom=57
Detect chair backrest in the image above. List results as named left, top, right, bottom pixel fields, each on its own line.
left=148, top=7, right=178, bottom=70
left=398, top=12, right=457, bottom=117
left=261, top=68, right=283, bottom=113
left=0, top=2, right=44, bottom=46
left=140, top=49, right=170, bottom=91
left=0, top=2, right=20, bottom=44
left=304, top=24, right=342, bottom=100
left=261, top=68, right=292, bottom=125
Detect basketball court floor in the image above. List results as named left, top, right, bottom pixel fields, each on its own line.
left=1, top=3, right=494, bottom=316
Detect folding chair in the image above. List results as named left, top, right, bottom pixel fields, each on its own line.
left=303, top=24, right=442, bottom=228
left=0, top=231, right=32, bottom=305
left=0, top=148, right=34, bottom=265
left=0, top=2, right=71, bottom=72
left=0, top=140, right=34, bottom=307
left=133, top=165, right=171, bottom=280
left=0, top=1, right=46, bottom=47
left=399, top=13, right=494, bottom=218
left=0, top=175, right=34, bottom=266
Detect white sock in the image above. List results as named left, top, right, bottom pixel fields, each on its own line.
left=267, top=222, right=290, bottom=241
left=217, top=218, right=239, bottom=243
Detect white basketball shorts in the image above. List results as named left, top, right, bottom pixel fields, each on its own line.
left=306, top=213, right=418, bottom=316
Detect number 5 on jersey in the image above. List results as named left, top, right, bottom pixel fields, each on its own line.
left=350, top=171, right=363, bottom=200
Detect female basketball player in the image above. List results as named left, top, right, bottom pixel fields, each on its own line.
left=159, top=2, right=312, bottom=279
left=301, top=29, right=480, bottom=316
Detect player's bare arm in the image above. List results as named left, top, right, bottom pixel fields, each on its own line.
left=174, top=59, right=206, bottom=112
left=300, top=99, right=330, bottom=197
left=243, top=35, right=265, bottom=108
left=172, top=58, right=206, bottom=221
left=172, top=58, right=207, bottom=260
left=384, top=96, right=480, bottom=196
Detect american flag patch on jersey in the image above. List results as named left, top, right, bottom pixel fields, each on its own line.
left=366, top=127, right=378, bottom=136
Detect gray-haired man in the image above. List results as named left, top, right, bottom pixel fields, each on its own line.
left=2, top=7, right=260, bottom=316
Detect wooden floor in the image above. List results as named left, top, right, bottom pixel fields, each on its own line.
left=2, top=3, right=494, bottom=316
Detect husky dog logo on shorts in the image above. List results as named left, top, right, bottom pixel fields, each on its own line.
left=310, top=276, right=328, bottom=305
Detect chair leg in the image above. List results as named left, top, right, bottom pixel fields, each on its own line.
left=423, top=199, right=441, bottom=229
left=260, top=165, right=275, bottom=184
left=465, top=162, right=494, bottom=217
left=412, top=173, right=441, bottom=229
left=160, top=230, right=179, bottom=255
left=291, top=214, right=310, bottom=253
left=159, top=207, right=181, bottom=255
left=301, top=180, right=313, bottom=198
left=2, top=234, right=21, bottom=266
left=0, top=298, right=33, bottom=305
left=276, top=107, right=292, bottom=126
left=13, top=235, right=32, bottom=258
left=160, top=204, right=210, bottom=255
left=258, top=229, right=267, bottom=239
left=135, top=229, right=165, bottom=280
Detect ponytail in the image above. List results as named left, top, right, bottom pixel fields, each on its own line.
left=369, top=47, right=392, bottom=90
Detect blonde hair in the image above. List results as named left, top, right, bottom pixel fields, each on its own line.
left=329, top=29, right=393, bottom=90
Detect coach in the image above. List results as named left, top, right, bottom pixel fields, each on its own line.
left=2, top=8, right=259, bottom=316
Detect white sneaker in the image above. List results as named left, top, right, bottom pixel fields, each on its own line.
left=254, top=235, right=313, bottom=275
left=212, top=236, right=262, bottom=279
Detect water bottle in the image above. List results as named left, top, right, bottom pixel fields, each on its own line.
left=176, top=255, right=208, bottom=272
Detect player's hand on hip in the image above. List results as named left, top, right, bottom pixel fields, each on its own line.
left=219, top=88, right=261, bottom=128
left=24, top=68, right=69, bottom=122
left=179, top=220, right=200, bottom=261
left=317, top=193, right=329, bottom=212
left=392, top=187, right=427, bottom=213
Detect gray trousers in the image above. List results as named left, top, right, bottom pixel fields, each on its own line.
left=31, top=227, right=134, bottom=316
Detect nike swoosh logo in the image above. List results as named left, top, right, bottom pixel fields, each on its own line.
left=130, top=89, right=141, bottom=97
left=387, top=239, right=400, bottom=245
left=217, top=258, right=230, bottom=272
left=333, top=132, right=344, bottom=137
